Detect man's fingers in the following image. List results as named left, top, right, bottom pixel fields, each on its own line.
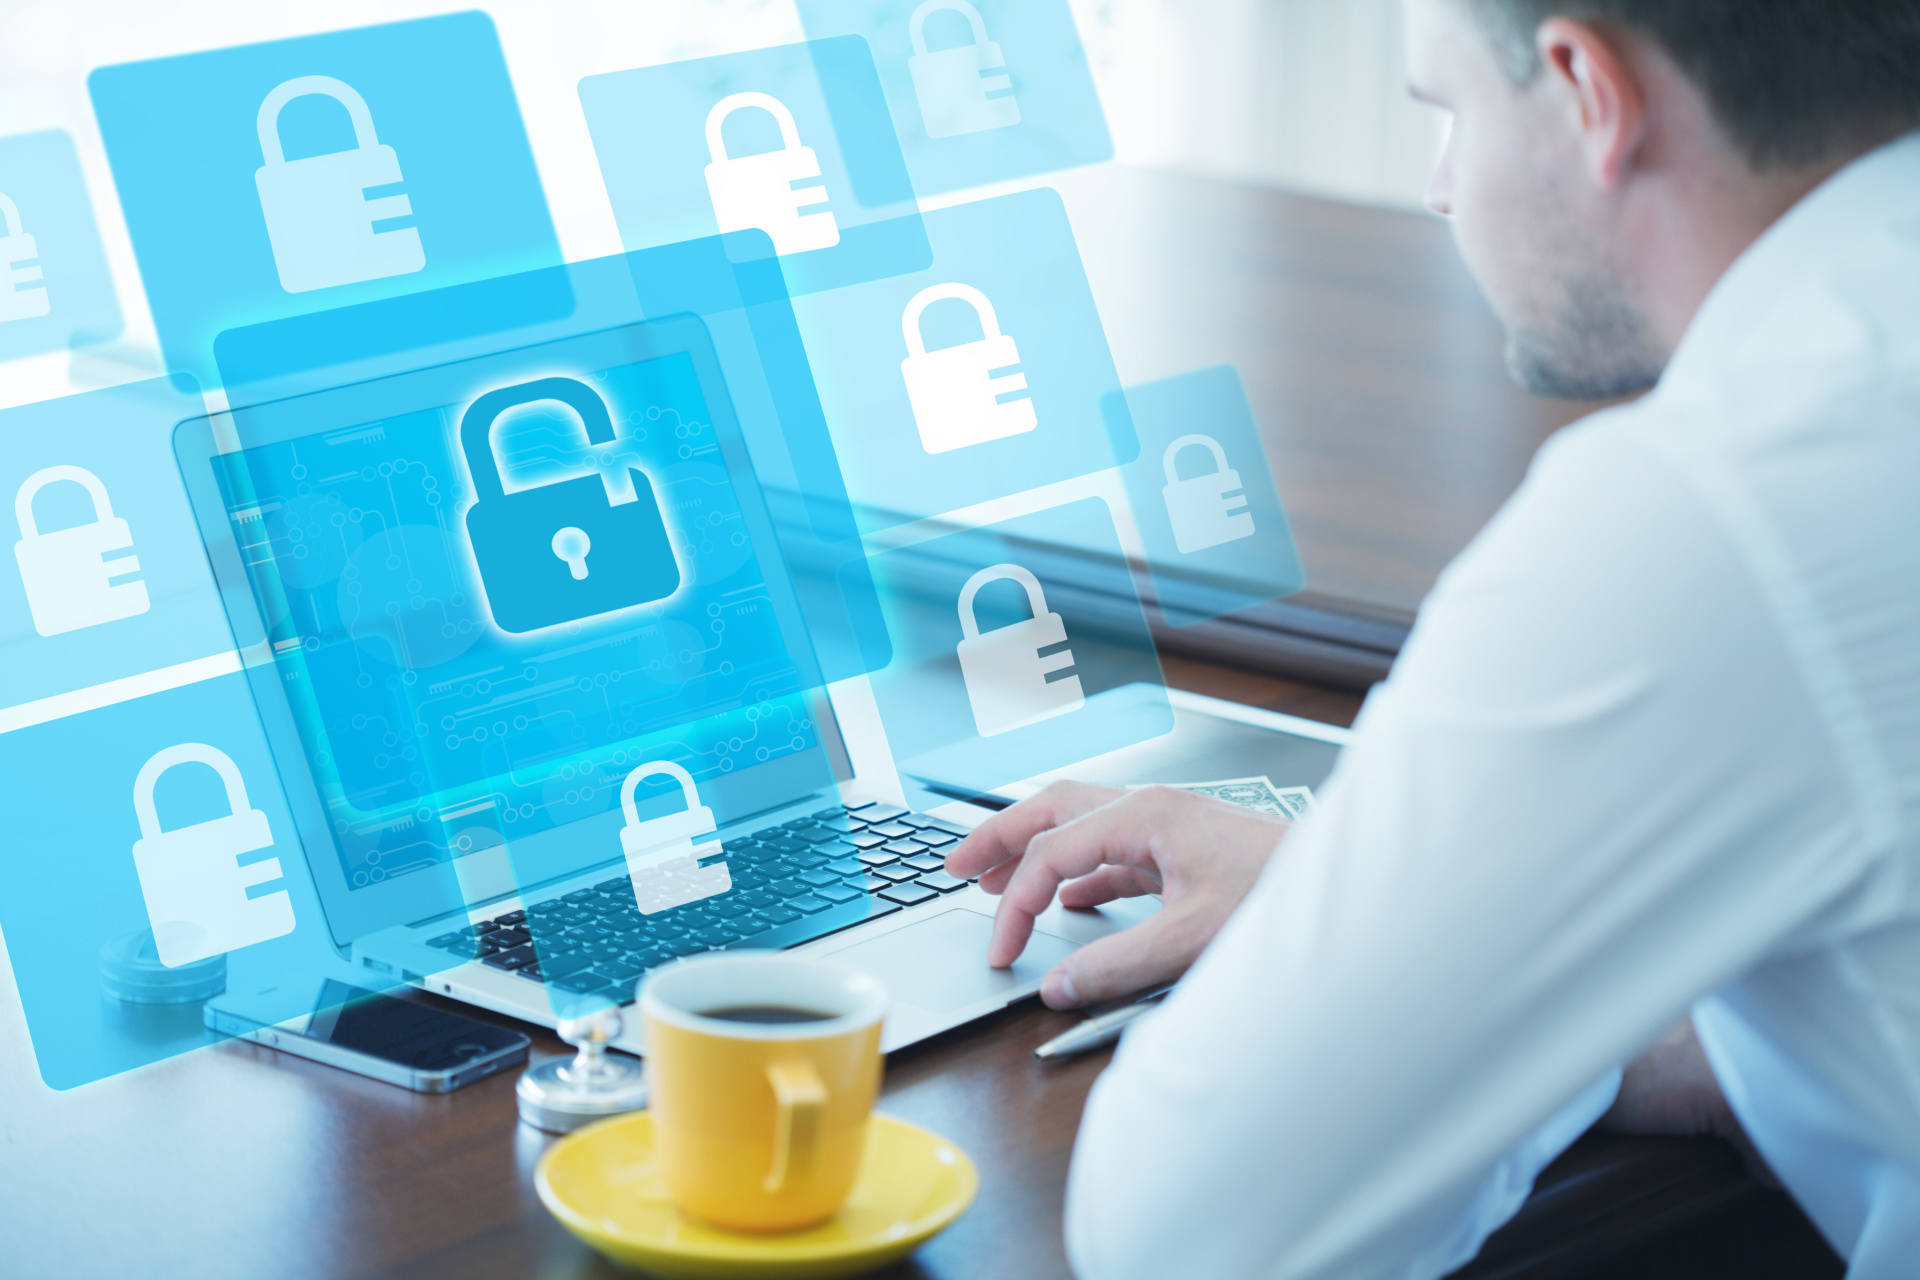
left=987, top=790, right=1191, bottom=967
left=944, top=781, right=1122, bottom=883
left=1057, top=864, right=1160, bottom=909
left=1039, top=911, right=1190, bottom=1009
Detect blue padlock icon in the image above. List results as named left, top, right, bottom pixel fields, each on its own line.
left=461, top=376, right=680, bottom=634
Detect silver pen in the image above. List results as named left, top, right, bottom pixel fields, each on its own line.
left=1033, top=986, right=1174, bottom=1060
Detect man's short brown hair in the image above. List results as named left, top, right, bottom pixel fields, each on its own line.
left=1463, top=0, right=1920, bottom=167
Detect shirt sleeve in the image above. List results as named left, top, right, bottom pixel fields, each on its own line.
left=1064, top=418, right=1872, bottom=1280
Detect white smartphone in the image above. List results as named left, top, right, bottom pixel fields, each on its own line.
left=206, top=978, right=530, bottom=1093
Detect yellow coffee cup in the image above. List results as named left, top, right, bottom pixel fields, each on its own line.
left=640, top=951, right=888, bottom=1232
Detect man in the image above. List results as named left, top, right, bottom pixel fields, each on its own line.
left=946, top=1, right=1920, bottom=1275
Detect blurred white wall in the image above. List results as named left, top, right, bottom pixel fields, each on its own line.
left=1071, top=0, right=1447, bottom=210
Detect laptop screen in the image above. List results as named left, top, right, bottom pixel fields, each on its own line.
left=179, top=314, right=844, bottom=945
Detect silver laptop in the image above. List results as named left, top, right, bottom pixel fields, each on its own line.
left=175, top=306, right=1189, bottom=1056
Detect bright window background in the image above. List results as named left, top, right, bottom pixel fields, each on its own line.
left=0, top=0, right=1442, bottom=409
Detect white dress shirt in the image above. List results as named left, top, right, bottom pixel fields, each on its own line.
left=1066, top=134, right=1920, bottom=1279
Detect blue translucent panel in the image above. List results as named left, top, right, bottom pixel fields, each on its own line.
left=0, top=377, right=240, bottom=712
left=89, top=11, right=561, bottom=386
left=0, top=668, right=406, bottom=1090
left=210, top=246, right=892, bottom=687
left=0, top=130, right=122, bottom=360
left=792, top=187, right=1136, bottom=531
left=794, top=0, right=1113, bottom=196
left=178, top=311, right=871, bottom=945
left=865, top=496, right=1172, bottom=794
left=579, top=36, right=930, bottom=296
left=1112, top=365, right=1306, bottom=625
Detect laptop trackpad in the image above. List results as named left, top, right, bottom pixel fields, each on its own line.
left=828, top=908, right=1078, bottom=1015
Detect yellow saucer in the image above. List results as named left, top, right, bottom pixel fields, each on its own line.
left=536, top=1111, right=978, bottom=1279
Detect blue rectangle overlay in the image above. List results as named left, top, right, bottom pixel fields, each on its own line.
left=793, top=187, right=1137, bottom=531
left=865, top=496, right=1171, bottom=793
left=89, top=11, right=561, bottom=385
left=580, top=36, right=930, bottom=297
left=1113, top=365, right=1305, bottom=625
left=0, top=130, right=122, bottom=360
left=795, top=0, right=1113, bottom=197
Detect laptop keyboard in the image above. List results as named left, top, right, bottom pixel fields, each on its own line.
left=421, top=800, right=976, bottom=1006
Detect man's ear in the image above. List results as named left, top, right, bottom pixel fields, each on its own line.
left=1535, top=17, right=1647, bottom=189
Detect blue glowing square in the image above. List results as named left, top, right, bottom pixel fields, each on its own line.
left=0, top=377, right=240, bottom=713
left=792, top=186, right=1136, bottom=531
left=865, top=496, right=1171, bottom=792
left=579, top=36, right=930, bottom=296
left=88, top=11, right=560, bottom=386
left=0, top=130, right=122, bottom=361
left=1113, top=365, right=1306, bottom=625
left=794, top=0, right=1113, bottom=196
left=0, top=669, right=356, bottom=1090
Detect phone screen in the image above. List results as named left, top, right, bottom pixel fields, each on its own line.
left=284, top=981, right=526, bottom=1071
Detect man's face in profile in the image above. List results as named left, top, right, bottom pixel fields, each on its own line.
left=1404, top=0, right=1667, bottom=399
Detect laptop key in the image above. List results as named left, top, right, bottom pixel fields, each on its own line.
left=428, top=931, right=466, bottom=949
left=811, top=806, right=847, bottom=819
left=692, top=927, right=737, bottom=947
left=843, top=799, right=882, bottom=812
left=767, top=878, right=811, bottom=898
left=878, top=883, right=940, bottom=907
left=867, top=822, right=916, bottom=840
left=595, top=878, right=628, bottom=894
left=812, top=883, right=863, bottom=905
left=851, top=875, right=893, bottom=894
left=797, top=868, right=842, bottom=888
left=825, top=857, right=866, bottom=876
left=912, top=829, right=958, bottom=848
left=856, top=850, right=899, bottom=868
left=873, top=864, right=921, bottom=883
left=659, top=937, right=707, bottom=958
left=755, top=906, right=803, bottom=926
left=881, top=839, right=928, bottom=857
left=517, top=963, right=545, bottom=983
left=904, top=854, right=947, bottom=873
left=917, top=871, right=969, bottom=893
left=537, top=953, right=596, bottom=979
left=785, top=894, right=834, bottom=914
left=859, top=804, right=909, bottom=823
left=485, top=944, right=539, bottom=971
left=811, top=814, right=861, bottom=833
left=847, top=832, right=887, bottom=849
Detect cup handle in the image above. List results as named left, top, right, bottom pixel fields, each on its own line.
left=763, top=1058, right=828, bottom=1193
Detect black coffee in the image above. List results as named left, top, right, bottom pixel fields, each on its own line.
left=700, top=1005, right=836, bottom=1025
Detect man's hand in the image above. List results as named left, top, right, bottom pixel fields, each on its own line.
left=943, top=781, right=1291, bottom=1009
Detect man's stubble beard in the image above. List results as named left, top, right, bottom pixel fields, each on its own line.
left=1504, top=258, right=1669, bottom=400
left=1491, top=175, right=1671, bottom=401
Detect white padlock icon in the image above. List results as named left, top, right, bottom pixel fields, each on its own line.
left=13, top=465, right=151, bottom=638
left=0, top=192, right=51, bottom=322
left=1162, top=434, right=1257, bottom=554
left=956, top=564, right=1085, bottom=738
left=619, top=760, right=732, bottom=915
left=254, top=75, right=427, bottom=294
left=131, top=743, right=297, bottom=968
left=901, top=283, right=1037, bottom=454
left=703, top=92, right=840, bottom=257
left=908, top=0, right=1021, bottom=139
